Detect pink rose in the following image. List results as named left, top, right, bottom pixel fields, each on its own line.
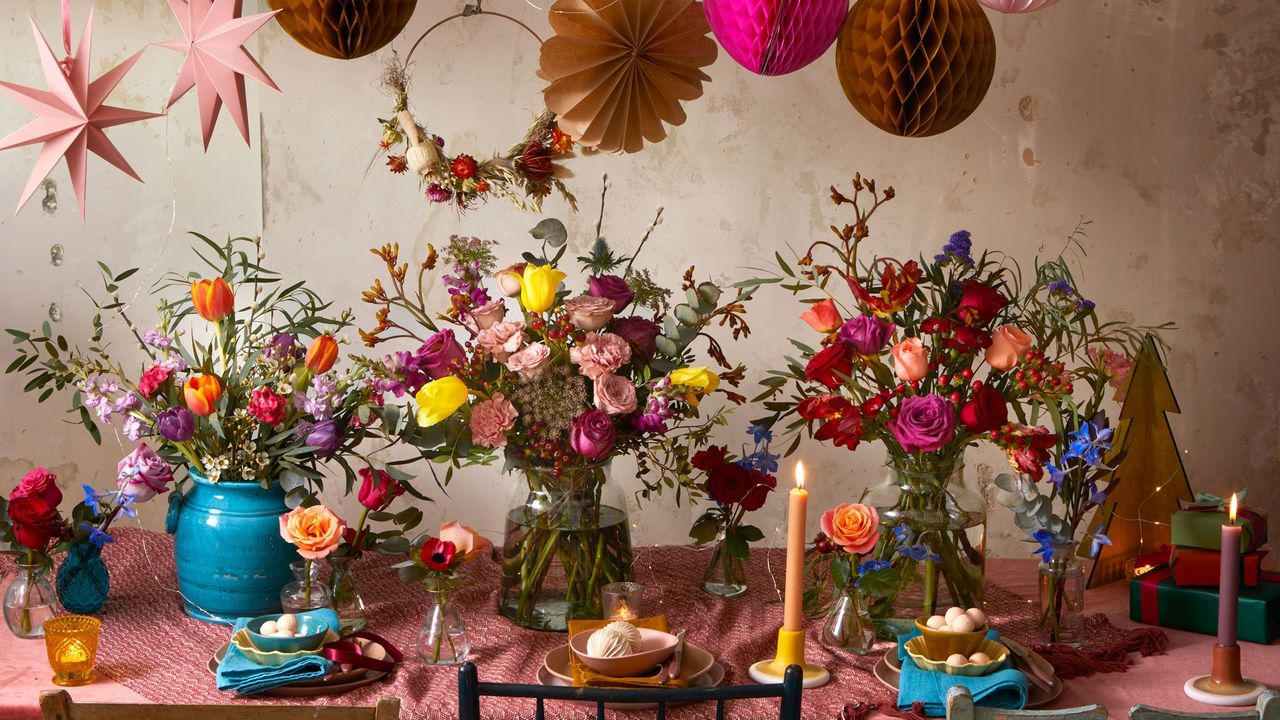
left=495, top=263, right=525, bottom=298
left=506, top=342, right=552, bottom=379
left=564, top=295, right=616, bottom=331
left=593, top=373, right=637, bottom=415
left=476, top=321, right=526, bottom=362
left=116, top=443, right=174, bottom=503
left=470, top=393, right=518, bottom=448
left=891, top=337, right=929, bottom=382
left=471, top=300, right=507, bottom=330
left=985, top=325, right=1033, bottom=371
left=569, top=332, right=631, bottom=380
left=11, top=466, right=62, bottom=508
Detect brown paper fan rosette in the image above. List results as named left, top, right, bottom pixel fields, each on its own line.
left=835, top=0, right=996, bottom=138
left=539, top=0, right=719, bottom=154
left=268, top=0, right=418, bottom=60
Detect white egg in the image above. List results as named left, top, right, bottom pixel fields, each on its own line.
left=925, top=615, right=948, bottom=629
left=944, top=607, right=966, bottom=624
left=364, top=643, right=388, bottom=661
left=277, top=614, right=298, bottom=633
left=946, top=653, right=969, bottom=666
left=968, top=652, right=990, bottom=664
left=260, top=620, right=278, bottom=635
left=965, top=608, right=987, bottom=627
left=273, top=629, right=294, bottom=638
left=948, top=615, right=977, bottom=633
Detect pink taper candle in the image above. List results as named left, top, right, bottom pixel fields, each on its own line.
left=783, top=462, right=809, bottom=632
left=1216, top=493, right=1241, bottom=648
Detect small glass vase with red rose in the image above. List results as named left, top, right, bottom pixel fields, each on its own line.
left=3, top=467, right=72, bottom=639
left=690, top=427, right=779, bottom=598
left=396, top=523, right=491, bottom=665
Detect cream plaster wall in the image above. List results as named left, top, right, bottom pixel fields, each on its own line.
left=1, top=0, right=1277, bottom=561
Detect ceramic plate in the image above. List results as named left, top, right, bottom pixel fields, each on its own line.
left=209, top=644, right=389, bottom=696
left=543, top=641, right=716, bottom=684
left=536, top=662, right=725, bottom=710
left=875, top=648, right=1063, bottom=708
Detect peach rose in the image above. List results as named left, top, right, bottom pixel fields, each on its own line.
left=506, top=342, right=552, bottom=379
left=495, top=263, right=525, bottom=298
left=819, top=503, right=880, bottom=555
left=593, top=373, right=637, bottom=415
left=279, top=505, right=346, bottom=559
left=471, top=300, right=507, bottom=330
left=564, top=295, right=615, bottom=331
left=439, top=520, right=492, bottom=563
left=891, top=337, right=929, bottom=382
left=985, top=325, right=1033, bottom=371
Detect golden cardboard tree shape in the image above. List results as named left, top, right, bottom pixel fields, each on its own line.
left=1085, top=336, right=1194, bottom=588
left=539, top=0, right=718, bottom=153
left=268, top=0, right=418, bottom=60
left=835, top=0, right=997, bottom=138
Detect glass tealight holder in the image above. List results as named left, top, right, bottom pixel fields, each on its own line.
left=601, top=582, right=644, bottom=621
left=44, top=615, right=100, bottom=686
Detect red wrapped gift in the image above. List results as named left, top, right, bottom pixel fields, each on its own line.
left=1169, top=547, right=1266, bottom=587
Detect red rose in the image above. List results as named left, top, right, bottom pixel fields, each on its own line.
left=8, top=495, right=59, bottom=550
left=137, top=365, right=173, bottom=399
left=804, top=344, right=853, bottom=389
left=692, top=445, right=730, bottom=472
left=706, top=463, right=751, bottom=505
left=11, top=466, right=61, bottom=508
left=798, top=394, right=855, bottom=420
left=959, top=385, right=1008, bottom=434
left=420, top=537, right=457, bottom=572
left=944, top=326, right=993, bottom=354
left=815, top=414, right=863, bottom=450
left=738, top=469, right=777, bottom=512
left=357, top=467, right=404, bottom=512
left=956, top=281, right=1009, bottom=327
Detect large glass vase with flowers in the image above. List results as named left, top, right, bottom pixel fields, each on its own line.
left=7, top=235, right=390, bottom=624
left=361, top=186, right=755, bottom=630
left=751, top=173, right=1165, bottom=633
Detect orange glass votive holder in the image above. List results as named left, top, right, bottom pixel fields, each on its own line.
left=43, top=615, right=100, bottom=686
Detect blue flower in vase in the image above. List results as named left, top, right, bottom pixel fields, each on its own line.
left=83, top=484, right=102, bottom=514
left=1032, top=530, right=1056, bottom=561
left=748, top=424, right=773, bottom=445
left=1089, top=532, right=1112, bottom=557
left=80, top=522, right=114, bottom=548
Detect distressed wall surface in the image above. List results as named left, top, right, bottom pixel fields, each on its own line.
left=1, top=0, right=1276, bottom=560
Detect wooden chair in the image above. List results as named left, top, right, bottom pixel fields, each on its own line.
left=1129, top=691, right=1279, bottom=720
left=945, top=686, right=1107, bottom=720
left=38, top=690, right=401, bottom=720
left=457, top=661, right=804, bottom=720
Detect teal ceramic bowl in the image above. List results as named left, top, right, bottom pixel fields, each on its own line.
left=246, top=614, right=329, bottom=652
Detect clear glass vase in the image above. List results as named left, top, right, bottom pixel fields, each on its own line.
left=499, top=461, right=633, bottom=630
left=863, top=453, right=986, bottom=635
left=821, top=585, right=877, bottom=654
left=327, top=554, right=367, bottom=633
left=700, top=534, right=747, bottom=598
left=417, top=590, right=470, bottom=665
left=280, top=560, right=332, bottom=613
left=1039, top=541, right=1086, bottom=646
left=4, top=558, right=60, bottom=639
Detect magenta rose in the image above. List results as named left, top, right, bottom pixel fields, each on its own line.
left=11, top=466, right=62, bottom=508
left=837, top=315, right=895, bottom=355
left=587, top=274, right=635, bottom=312
left=612, top=317, right=661, bottom=359
left=357, top=467, right=404, bottom=511
left=888, top=394, right=956, bottom=453
left=570, top=409, right=617, bottom=460
left=116, top=443, right=174, bottom=502
left=416, top=329, right=466, bottom=378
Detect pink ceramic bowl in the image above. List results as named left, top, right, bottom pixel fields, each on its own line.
left=568, top=628, right=678, bottom=678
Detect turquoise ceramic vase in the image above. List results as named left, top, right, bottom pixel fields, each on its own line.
left=55, top=542, right=110, bottom=614
left=169, top=471, right=295, bottom=624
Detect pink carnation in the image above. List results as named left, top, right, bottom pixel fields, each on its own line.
left=477, top=321, right=527, bottom=362
left=247, top=386, right=288, bottom=425
left=506, top=342, right=552, bottom=380
left=569, top=333, right=632, bottom=380
left=470, top=393, right=518, bottom=448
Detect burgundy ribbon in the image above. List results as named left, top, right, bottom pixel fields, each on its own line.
left=321, top=631, right=403, bottom=672
left=1179, top=505, right=1268, bottom=552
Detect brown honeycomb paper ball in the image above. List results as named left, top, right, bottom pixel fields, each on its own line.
left=835, top=0, right=996, bottom=137
left=268, top=0, right=417, bottom=60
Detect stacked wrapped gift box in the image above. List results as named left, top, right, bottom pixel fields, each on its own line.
left=1129, top=498, right=1277, bottom=643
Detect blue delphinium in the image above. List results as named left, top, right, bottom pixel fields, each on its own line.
left=1032, top=529, right=1056, bottom=561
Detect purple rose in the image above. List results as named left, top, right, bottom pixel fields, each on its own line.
left=837, top=315, right=895, bottom=355
left=570, top=410, right=617, bottom=460
left=888, top=394, right=956, bottom=453
left=302, top=419, right=343, bottom=457
left=117, top=443, right=174, bottom=503
left=612, top=317, right=662, bottom=359
left=265, top=333, right=301, bottom=362
left=155, top=407, right=195, bottom=442
left=416, top=329, right=466, bottom=379
left=588, top=275, right=636, bottom=312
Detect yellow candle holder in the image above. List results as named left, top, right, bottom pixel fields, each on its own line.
left=748, top=627, right=830, bottom=689
left=44, top=615, right=100, bottom=687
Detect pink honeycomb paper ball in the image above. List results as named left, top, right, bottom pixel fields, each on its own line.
left=704, top=0, right=850, bottom=76
left=976, top=0, right=1062, bottom=12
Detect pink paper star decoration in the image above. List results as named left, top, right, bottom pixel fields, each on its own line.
left=159, top=0, right=281, bottom=149
left=0, top=9, right=161, bottom=220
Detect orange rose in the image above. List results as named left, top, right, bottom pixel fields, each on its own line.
left=279, top=505, right=346, bottom=559
left=305, top=335, right=339, bottom=373
left=819, top=503, right=880, bottom=555
left=184, top=374, right=223, bottom=416
left=891, top=338, right=929, bottom=382
left=985, top=325, right=1033, bottom=372
left=799, top=298, right=843, bottom=334
left=438, top=520, right=492, bottom=564
left=191, top=277, right=234, bottom=322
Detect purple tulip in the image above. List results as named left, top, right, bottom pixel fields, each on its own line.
left=302, top=419, right=343, bottom=457
left=837, top=315, right=895, bottom=355
left=155, top=407, right=195, bottom=442
left=265, top=333, right=301, bottom=362
left=587, top=275, right=635, bottom=312
left=570, top=410, right=617, bottom=460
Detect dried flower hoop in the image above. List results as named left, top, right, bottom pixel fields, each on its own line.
left=379, top=3, right=577, bottom=212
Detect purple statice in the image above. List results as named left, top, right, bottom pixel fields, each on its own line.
left=122, top=415, right=146, bottom=441
left=934, top=230, right=975, bottom=266
left=1047, top=276, right=1096, bottom=311
left=143, top=329, right=174, bottom=349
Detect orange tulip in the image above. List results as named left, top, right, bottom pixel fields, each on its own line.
left=305, top=335, right=338, bottom=373
left=191, top=278, right=234, bottom=321
left=184, top=374, right=223, bottom=416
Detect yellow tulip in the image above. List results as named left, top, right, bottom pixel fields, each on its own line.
left=668, top=366, right=719, bottom=405
left=415, top=377, right=470, bottom=427
left=518, top=264, right=567, bottom=314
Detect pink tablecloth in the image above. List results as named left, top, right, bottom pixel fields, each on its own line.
left=1, top=529, right=1276, bottom=719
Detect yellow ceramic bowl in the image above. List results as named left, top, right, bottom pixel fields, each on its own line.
left=914, top=616, right=989, bottom=659
left=905, top=636, right=1009, bottom=677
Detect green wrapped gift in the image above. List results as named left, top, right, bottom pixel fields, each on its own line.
left=1129, top=567, right=1280, bottom=644
left=1169, top=507, right=1264, bottom=553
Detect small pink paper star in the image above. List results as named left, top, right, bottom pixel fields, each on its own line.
left=159, top=0, right=280, bottom=149
left=0, top=9, right=161, bottom=220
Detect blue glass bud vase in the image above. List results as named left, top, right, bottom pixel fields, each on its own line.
left=56, top=542, right=110, bottom=614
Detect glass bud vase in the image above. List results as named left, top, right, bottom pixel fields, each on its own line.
left=700, top=534, right=747, bottom=598
left=499, top=461, right=634, bottom=630
left=417, top=590, right=470, bottom=665
left=4, top=558, right=60, bottom=639
left=863, top=453, right=986, bottom=635
left=821, top=585, right=877, bottom=654
left=327, top=555, right=367, bottom=633
left=280, top=560, right=332, bottom=613
left=1039, top=541, right=1086, bottom=647
left=56, top=542, right=110, bottom=614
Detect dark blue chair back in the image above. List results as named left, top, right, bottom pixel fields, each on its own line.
left=457, top=662, right=804, bottom=720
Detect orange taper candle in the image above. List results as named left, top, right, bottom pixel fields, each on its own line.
left=783, top=461, right=809, bottom=631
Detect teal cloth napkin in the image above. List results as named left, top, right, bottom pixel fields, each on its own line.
left=896, top=629, right=1029, bottom=717
left=215, top=609, right=338, bottom=695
